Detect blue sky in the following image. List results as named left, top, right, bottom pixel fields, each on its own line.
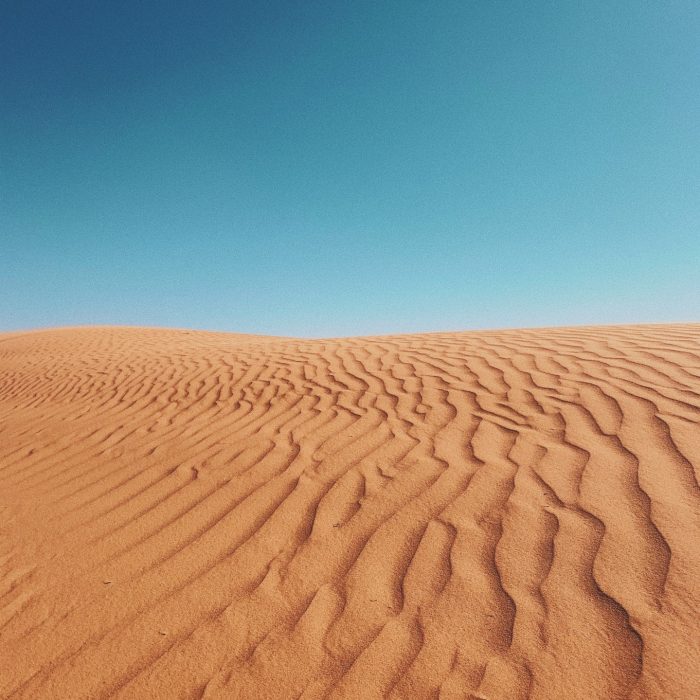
left=2, top=1, right=699, bottom=336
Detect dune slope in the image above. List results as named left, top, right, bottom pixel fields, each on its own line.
left=0, top=325, right=698, bottom=699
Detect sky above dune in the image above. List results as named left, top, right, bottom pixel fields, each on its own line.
left=2, top=1, right=699, bottom=336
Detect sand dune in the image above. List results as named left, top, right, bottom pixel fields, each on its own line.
left=0, top=325, right=698, bottom=699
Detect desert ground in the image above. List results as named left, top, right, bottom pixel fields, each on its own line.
left=0, top=325, right=698, bottom=699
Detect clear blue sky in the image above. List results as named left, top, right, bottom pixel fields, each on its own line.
left=2, top=1, right=699, bottom=336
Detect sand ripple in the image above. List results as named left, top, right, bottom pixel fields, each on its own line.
left=0, top=325, right=698, bottom=699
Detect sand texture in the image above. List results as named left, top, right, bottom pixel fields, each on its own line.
left=0, top=325, right=699, bottom=699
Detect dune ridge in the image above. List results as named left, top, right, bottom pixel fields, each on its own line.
left=0, top=324, right=698, bottom=699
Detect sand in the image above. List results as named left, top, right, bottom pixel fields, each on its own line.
left=0, top=324, right=698, bottom=699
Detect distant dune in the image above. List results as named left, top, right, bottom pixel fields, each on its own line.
left=0, top=325, right=698, bottom=699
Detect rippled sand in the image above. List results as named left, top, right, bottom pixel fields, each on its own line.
left=0, top=325, right=698, bottom=699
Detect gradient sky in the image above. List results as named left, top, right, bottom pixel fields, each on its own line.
left=2, top=1, right=699, bottom=337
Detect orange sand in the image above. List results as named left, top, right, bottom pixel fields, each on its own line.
left=0, top=325, right=698, bottom=699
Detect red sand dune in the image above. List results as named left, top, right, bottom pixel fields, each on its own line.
left=0, top=325, right=698, bottom=699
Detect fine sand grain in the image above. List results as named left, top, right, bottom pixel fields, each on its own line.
left=0, top=325, right=698, bottom=699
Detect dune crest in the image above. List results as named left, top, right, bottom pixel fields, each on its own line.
left=0, top=325, right=698, bottom=699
